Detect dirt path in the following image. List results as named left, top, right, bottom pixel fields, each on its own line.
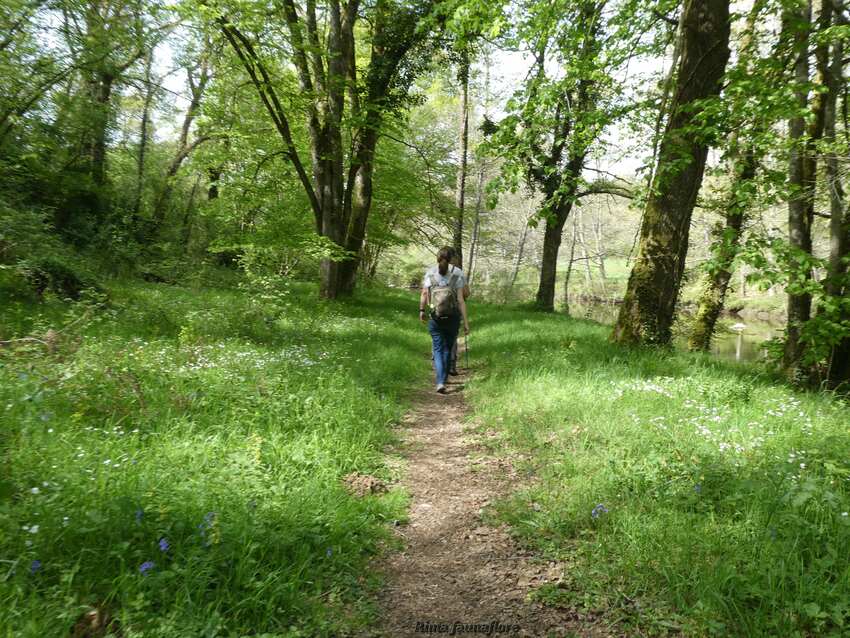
left=366, top=371, right=612, bottom=638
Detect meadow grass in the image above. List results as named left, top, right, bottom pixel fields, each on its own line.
left=0, top=279, right=428, bottom=637
left=465, top=304, right=850, bottom=637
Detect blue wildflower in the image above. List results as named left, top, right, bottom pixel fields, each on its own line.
left=158, top=538, right=169, bottom=552
left=591, top=504, right=609, bottom=519
left=30, top=560, right=41, bottom=574
left=139, top=560, right=155, bottom=575
left=326, top=548, right=333, bottom=558
left=198, top=511, right=217, bottom=547
left=694, top=483, right=702, bottom=494
left=135, top=509, right=143, bottom=524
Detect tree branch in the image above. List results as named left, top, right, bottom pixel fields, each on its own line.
left=576, top=178, right=635, bottom=200
left=217, top=16, right=321, bottom=227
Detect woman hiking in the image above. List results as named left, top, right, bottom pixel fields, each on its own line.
left=419, top=246, right=470, bottom=394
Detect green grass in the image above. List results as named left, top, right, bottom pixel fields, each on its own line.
left=0, top=278, right=428, bottom=637
left=4, top=275, right=848, bottom=637
left=465, top=304, right=850, bottom=637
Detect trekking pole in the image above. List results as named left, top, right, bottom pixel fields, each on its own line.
left=465, top=333, right=470, bottom=370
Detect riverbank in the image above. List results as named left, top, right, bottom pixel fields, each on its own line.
left=464, top=303, right=850, bottom=636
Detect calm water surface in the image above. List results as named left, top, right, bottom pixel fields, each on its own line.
left=569, top=301, right=781, bottom=363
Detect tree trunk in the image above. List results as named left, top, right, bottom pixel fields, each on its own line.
left=453, top=48, right=470, bottom=268
left=82, top=71, right=114, bottom=222
left=612, top=0, right=730, bottom=345
left=467, top=162, right=485, bottom=286
left=338, top=128, right=378, bottom=295
left=132, top=55, right=155, bottom=229
left=593, top=213, right=607, bottom=297
left=784, top=0, right=826, bottom=373
left=563, top=218, right=578, bottom=315
left=576, top=208, right=594, bottom=293
left=87, top=73, right=113, bottom=187
left=689, top=1, right=763, bottom=352
left=509, top=220, right=530, bottom=290
left=151, top=55, right=210, bottom=231
left=824, top=28, right=850, bottom=387
left=181, top=175, right=201, bottom=253
left=688, top=146, right=757, bottom=351
left=535, top=202, right=571, bottom=311
left=208, top=166, right=221, bottom=200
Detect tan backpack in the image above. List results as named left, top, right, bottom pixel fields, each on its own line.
left=429, top=267, right=460, bottom=319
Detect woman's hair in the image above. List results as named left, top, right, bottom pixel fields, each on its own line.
left=437, top=246, right=455, bottom=276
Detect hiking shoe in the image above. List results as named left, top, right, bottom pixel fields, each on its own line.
left=448, top=368, right=459, bottom=376
left=436, top=384, right=447, bottom=394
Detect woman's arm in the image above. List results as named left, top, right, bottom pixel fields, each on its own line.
left=458, top=292, right=470, bottom=334
left=419, top=287, right=429, bottom=323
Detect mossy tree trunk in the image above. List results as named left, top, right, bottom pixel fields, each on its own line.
left=688, top=149, right=756, bottom=351
left=688, top=2, right=761, bottom=352
left=611, top=0, right=730, bottom=345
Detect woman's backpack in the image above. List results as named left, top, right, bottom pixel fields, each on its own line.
left=430, top=268, right=460, bottom=319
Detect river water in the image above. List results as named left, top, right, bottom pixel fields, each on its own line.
left=568, top=301, right=782, bottom=363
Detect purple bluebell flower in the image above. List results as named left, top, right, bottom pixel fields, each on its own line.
left=30, top=560, right=42, bottom=574
left=591, top=504, right=609, bottom=519
left=158, top=538, right=169, bottom=552
left=694, top=483, right=702, bottom=494
left=139, top=561, right=155, bottom=575
left=135, top=509, right=144, bottom=524
left=326, top=548, right=333, bottom=558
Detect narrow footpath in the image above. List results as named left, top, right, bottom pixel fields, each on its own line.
left=367, top=370, right=613, bottom=638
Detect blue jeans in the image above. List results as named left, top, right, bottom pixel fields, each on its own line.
left=428, top=315, right=460, bottom=386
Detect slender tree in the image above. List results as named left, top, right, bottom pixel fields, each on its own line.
left=822, top=7, right=850, bottom=387
left=453, top=48, right=469, bottom=268
left=783, top=0, right=831, bottom=374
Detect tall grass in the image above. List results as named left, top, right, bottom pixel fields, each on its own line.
left=466, top=304, right=850, bottom=636
left=0, top=279, right=427, bottom=637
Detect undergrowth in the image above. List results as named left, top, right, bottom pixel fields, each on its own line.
left=0, top=278, right=426, bottom=637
